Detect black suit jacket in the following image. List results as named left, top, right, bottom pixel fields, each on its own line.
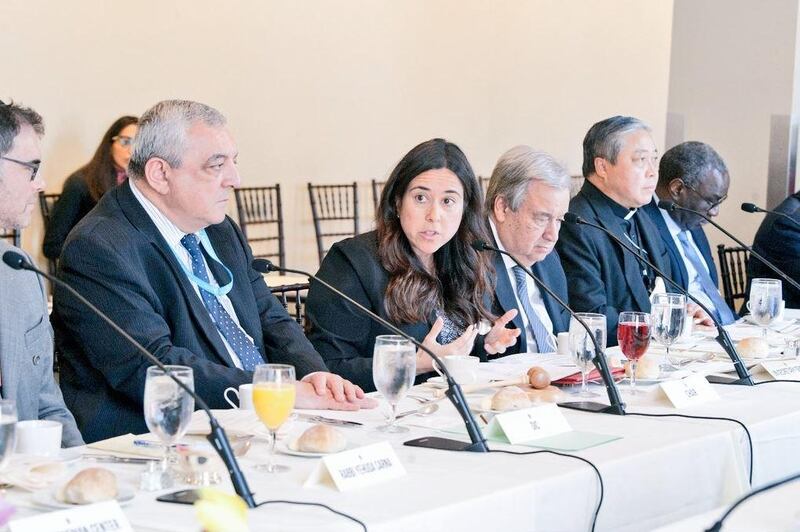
left=490, top=234, right=570, bottom=353
left=749, top=192, right=800, bottom=307
left=556, top=181, right=671, bottom=343
left=305, top=231, right=488, bottom=392
left=53, top=181, right=327, bottom=442
left=641, top=199, right=720, bottom=288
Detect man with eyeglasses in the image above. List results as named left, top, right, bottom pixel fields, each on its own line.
left=0, top=99, right=83, bottom=446
left=484, top=146, right=571, bottom=355
left=642, top=141, right=737, bottom=324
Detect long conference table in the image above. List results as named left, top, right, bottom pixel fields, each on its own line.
left=5, top=315, right=800, bottom=531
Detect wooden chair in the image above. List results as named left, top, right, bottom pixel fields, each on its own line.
left=479, top=176, right=490, bottom=195
left=371, top=179, right=385, bottom=212
left=308, top=182, right=359, bottom=263
left=234, top=185, right=285, bottom=270
left=0, top=228, right=20, bottom=247
left=717, top=245, right=750, bottom=311
left=270, top=282, right=309, bottom=326
left=39, top=191, right=61, bottom=275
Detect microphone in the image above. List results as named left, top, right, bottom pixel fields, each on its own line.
left=562, top=213, right=754, bottom=385
left=659, top=200, right=800, bottom=293
left=741, top=202, right=800, bottom=229
left=2, top=251, right=257, bottom=507
left=252, top=258, right=490, bottom=453
left=471, top=240, right=625, bottom=415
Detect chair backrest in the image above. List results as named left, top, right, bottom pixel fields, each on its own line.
left=371, top=179, right=385, bottom=212
left=0, top=229, right=20, bottom=248
left=307, top=182, right=359, bottom=263
left=569, top=175, right=585, bottom=198
left=234, top=185, right=285, bottom=270
left=270, top=282, right=309, bottom=326
left=39, top=191, right=61, bottom=227
left=717, top=244, right=750, bottom=310
left=478, top=176, right=490, bottom=195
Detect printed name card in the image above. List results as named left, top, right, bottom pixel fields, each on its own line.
left=10, top=500, right=132, bottom=532
left=660, top=374, right=720, bottom=408
left=487, top=403, right=571, bottom=444
left=760, top=360, right=800, bottom=380
left=305, top=441, right=406, bottom=492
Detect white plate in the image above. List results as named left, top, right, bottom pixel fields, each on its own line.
left=279, top=439, right=350, bottom=458
left=13, top=447, right=82, bottom=464
left=743, top=314, right=789, bottom=327
left=425, top=376, right=493, bottom=388
left=32, top=485, right=135, bottom=510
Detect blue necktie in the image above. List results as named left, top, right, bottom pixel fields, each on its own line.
left=180, top=234, right=265, bottom=370
left=676, top=231, right=737, bottom=325
left=512, top=265, right=556, bottom=353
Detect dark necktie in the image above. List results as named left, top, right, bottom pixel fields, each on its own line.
left=512, top=265, right=555, bottom=353
left=677, top=231, right=736, bottom=325
left=180, top=234, right=265, bottom=370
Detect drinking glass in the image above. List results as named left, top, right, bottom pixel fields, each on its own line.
left=651, top=293, right=686, bottom=372
left=372, top=335, right=416, bottom=433
left=143, top=366, right=195, bottom=489
left=253, top=364, right=295, bottom=473
left=0, top=401, right=17, bottom=472
left=747, top=278, right=782, bottom=338
left=617, top=311, right=651, bottom=395
left=569, top=313, right=606, bottom=398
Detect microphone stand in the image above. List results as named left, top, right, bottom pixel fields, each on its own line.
left=663, top=201, right=800, bottom=293
left=740, top=202, right=800, bottom=230
left=2, top=252, right=257, bottom=507
left=252, top=259, right=489, bottom=452
left=473, top=241, right=625, bottom=415
left=563, top=214, right=754, bottom=386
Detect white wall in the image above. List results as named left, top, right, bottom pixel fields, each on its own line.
left=2, top=0, right=674, bottom=272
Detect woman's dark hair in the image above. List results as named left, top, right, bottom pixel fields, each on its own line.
left=376, top=138, right=494, bottom=326
left=82, top=115, right=138, bottom=201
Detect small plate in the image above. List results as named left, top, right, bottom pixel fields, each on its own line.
left=13, top=447, right=82, bottom=464
left=32, top=485, right=135, bottom=510
left=279, top=439, right=350, bottom=458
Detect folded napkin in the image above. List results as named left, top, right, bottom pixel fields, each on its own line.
left=553, top=367, right=626, bottom=385
left=0, top=458, right=65, bottom=491
left=88, top=433, right=163, bottom=458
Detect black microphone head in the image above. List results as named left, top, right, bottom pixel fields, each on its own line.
left=2, top=250, right=27, bottom=270
left=657, top=200, right=677, bottom=212
left=563, top=212, right=582, bottom=224
left=741, top=202, right=761, bottom=213
left=471, top=240, right=488, bottom=252
left=251, top=258, right=278, bottom=273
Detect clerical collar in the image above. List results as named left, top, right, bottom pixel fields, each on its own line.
left=584, top=179, right=637, bottom=219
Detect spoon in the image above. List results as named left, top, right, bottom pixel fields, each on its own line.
left=395, top=403, right=439, bottom=420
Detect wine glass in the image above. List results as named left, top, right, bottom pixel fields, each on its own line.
left=372, top=335, right=416, bottom=433
left=253, top=364, right=295, bottom=473
left=651, top=293, right=686, bottom=373
left=0, top=401, right=17, bottom=472
left=143, top=366, right=195, bottom=489
left=747, top=278, right=782, bottom=338
left=569, top=313, right=606, bottom=398
left=617, top=311, right=651, bottom=395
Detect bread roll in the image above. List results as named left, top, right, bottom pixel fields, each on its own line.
left=60, top=468, right=118, bottom=504
left=527, top=367, right=551, bottom=389
left=491, top=386, right=532, bottom=411
left=624, top=356, right=659, bottom=380
left=526, top=385, right=567, bottom=403
left=738, top=337, right=769, bottom=358
left=294, top=424, right=347, bottom=454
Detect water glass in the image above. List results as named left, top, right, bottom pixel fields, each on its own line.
left=372, top=335, right=416, bottom=433
left=747, top=278, right=782, bottom=338
left=253, top=364, right=295, bottom=473
left=569, top=313, right=606, bottom=398
left=143, top=366, right=195, bottom=489
left=0, top=401, right=17, bottom=471
left=651, top=293, right=687, bottom=372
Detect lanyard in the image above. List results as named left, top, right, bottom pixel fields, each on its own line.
left=176, top=229, right=234, bottom=297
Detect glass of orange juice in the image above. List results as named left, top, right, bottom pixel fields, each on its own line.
left=252, top=364, right=296, bottom=473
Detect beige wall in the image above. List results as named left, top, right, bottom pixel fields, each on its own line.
left=2, top=0, right=674, bottom=272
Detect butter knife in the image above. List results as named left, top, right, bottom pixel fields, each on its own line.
left=83, top=454, right=159, bottom=464
left=294, top=414, right=362, bottom=427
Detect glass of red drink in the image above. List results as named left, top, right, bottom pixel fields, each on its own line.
left=617, top=311, right=651, bottom=395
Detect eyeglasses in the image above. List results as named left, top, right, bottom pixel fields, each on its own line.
left=682, top=181, right=727, bottom=212
left=0, top=156, right=40, bottom=181
left=112, top=135, right=134, bottom=148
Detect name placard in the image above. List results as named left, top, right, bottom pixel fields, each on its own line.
left=487, top=404, right=571, bottom=444
left=9, top=500, right=132, bottom=532
left=305, top=441, right=405, bottom=492
left=660, top=374, right=720, bottom=408
left=760, top=360, right=800, bottom=380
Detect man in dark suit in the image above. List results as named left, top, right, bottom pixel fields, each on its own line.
left=485, top=146, right=571, bottom=354
left=556, top=116, right=674, bottom=342
left=53, top=100, right=373, bottom=442
left=642, top=141, right=736, bottom=323
left=750, top=191, right=800, bottom=307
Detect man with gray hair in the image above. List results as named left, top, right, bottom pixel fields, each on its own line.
left=642, top=141, right=736, bottom=324
left=53, top=99, right=374, bottom=443
left=485, top=146, right=571, bottom=354
left=0, top=99, right=83, bottom=446
left=556, top=115, right=673, bottom=343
